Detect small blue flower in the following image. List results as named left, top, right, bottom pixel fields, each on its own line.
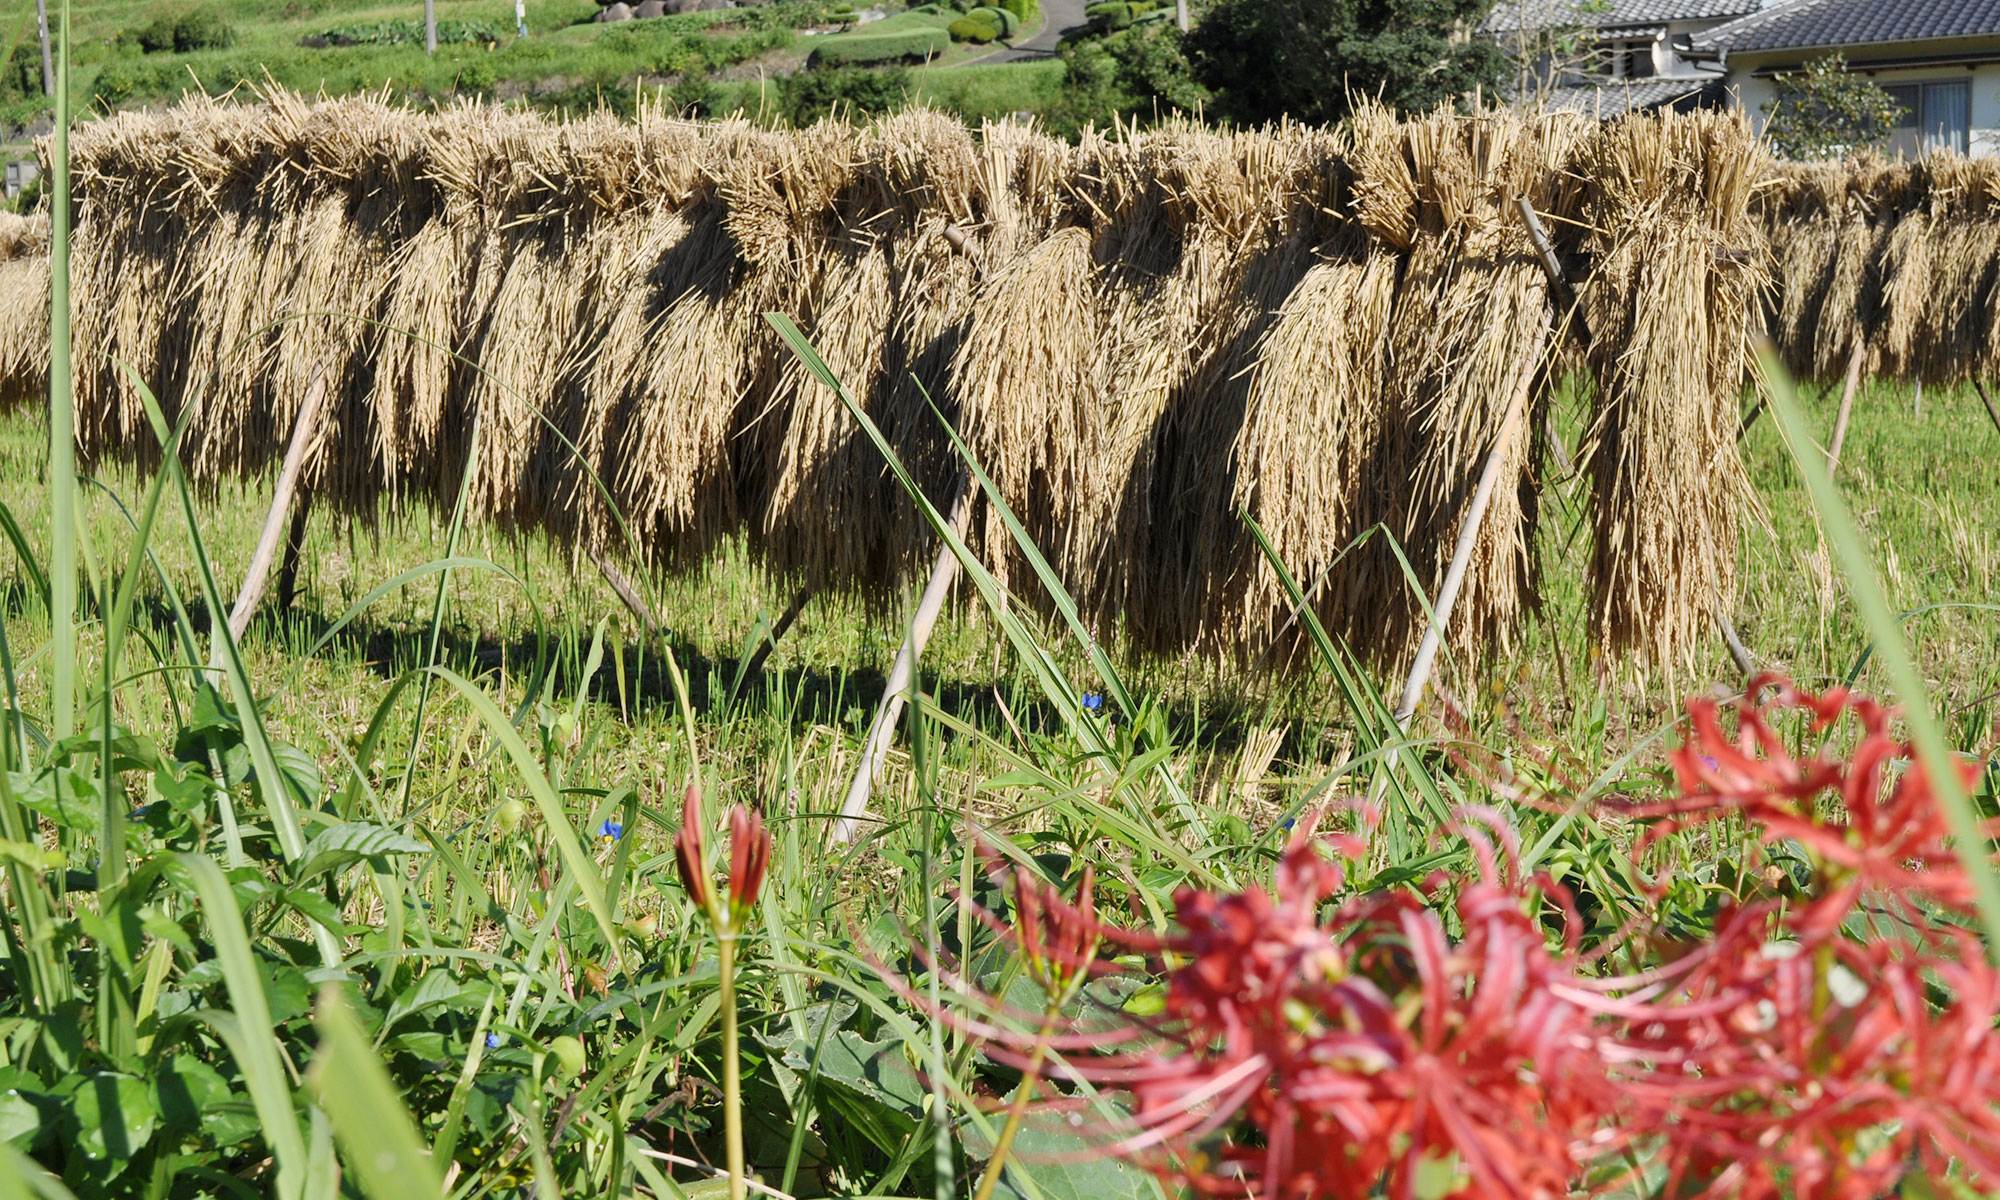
left=1280, top=817, right=1296, bottom=831
left=597, top=819, right=624, bottom=841
left=1698, top=754, right=1719, bottom=771
left=1081, top=693, right=1103, bottom=713
left=485, top=1032, right=501, bottom=1049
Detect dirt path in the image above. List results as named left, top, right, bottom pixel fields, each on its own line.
left=970, top=0, right=1090, bottom=63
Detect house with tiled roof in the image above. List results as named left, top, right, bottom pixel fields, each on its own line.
left=1689, top=0, right=2000, bottom=155
left=1481, top=0, right=1764, bottom=115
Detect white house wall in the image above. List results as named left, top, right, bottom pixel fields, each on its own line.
left=1726, top=62, right=2000, bottom=158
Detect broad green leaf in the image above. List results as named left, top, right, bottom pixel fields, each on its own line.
left=298, top=822, right=430, bottom=883
left=65, top=1073, right=156, bottom=1164
left=175, top=854, right=308, bottom=1198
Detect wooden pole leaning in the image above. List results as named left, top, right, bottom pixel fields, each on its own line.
left=1389, top=196, right=1559, bottom=724
left=1826, top=337, right=1866, bottom=473
left=223, top=364, right=327, bottom=645
left=832, top=482, right=975, bottom=845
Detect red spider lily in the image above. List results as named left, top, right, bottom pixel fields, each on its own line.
left=675, top=782, right=772, bottom=930
left=674, top=782, right=711, bottom=913
left=1622, top=674, right=1994, bottom=925
left=727, top=803, right=771, bottom=922
left=899, top=677, right=2000, bottom=1200
left=935, top=831, right=1620, bottom=1200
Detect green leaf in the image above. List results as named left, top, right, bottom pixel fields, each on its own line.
left=762, top=1021, right=927, bottom=1153
left=64, top=1073, right=156, bottom=1163
left=381, top=969, right=490, bottom=1039
left=975, top=1112, right=1158, bottom=1200
left=0, top=1069, right=42, bottom=1151
left=297, top=822, right=430, bottom=883
left=153, top=1054, right=230, bottom=1134
left=307, top=986, right=443, bottom=1200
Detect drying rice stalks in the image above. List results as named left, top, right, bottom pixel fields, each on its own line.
left=1, top=88, right=1811, bottom=674
left=1578, top=109, right=1763, bottom=670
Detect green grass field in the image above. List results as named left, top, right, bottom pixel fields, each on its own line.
left=0, top=0, right=1065, bottom=147
left=5, top=371, right=1995, bottom=832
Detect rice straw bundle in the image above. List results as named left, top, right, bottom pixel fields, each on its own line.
left=0, top=214, right=50, bottom=413
left=1116, top=122, right=1343, bottom=655
left=1348, top=104, right=1581, bottom=667
left=1756, top=156, right=1897, bottom=382
left=0, top=89, right=1872, bottom=675
left=949, top=224, right=1102, bottom=587
left=540, top=106, right=709, bottom=550
left=1577, top=109, right=1763, bottom=669
left=752, top=110, right=987, bottom=597
left=1875, top=155, right=2000, bottom=385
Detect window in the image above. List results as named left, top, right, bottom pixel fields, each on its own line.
left=1883, top=80, right=1971, bottom=156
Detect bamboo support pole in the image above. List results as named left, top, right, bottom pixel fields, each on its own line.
left=1392, top=322, right=1547, bottom=724
left=223, top=365, right=326, bottom=644
left=1826, top=337, right=1865, bottom=473
left=1973, top=379, right=2000, bottom=436
left=833, top=482, right=974, bottom=845
left=589, top=543, right=661, bottom=637
left=276, top=490, right=313, bottom=613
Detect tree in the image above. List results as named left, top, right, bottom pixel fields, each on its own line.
left=1046, top=22, right=1209, bottom=137
left=1186, top=0, right=1506, bottom=126
left=1763, top=53, right=1905, bottom=161
left=1489, top=0, right=1611, bottom=107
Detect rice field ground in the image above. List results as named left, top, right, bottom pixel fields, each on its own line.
left=9, top=371, right=1991, bottom=795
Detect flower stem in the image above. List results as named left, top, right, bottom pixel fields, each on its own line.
left=971, top=1001, right=1061, bottom=1200
left=720, top=929, right=745, bottom=1200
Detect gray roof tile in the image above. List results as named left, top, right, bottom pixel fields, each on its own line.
left=1541, top=78, right=1722, bottom=113
left=1691, top=0, right=2000, bottom=54
left=1484, top=0, right=1760, bottom=35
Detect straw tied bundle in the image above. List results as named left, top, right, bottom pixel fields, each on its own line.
left=0, top=91, right=1765, bottom=672
left=1760, top=155, right=2000, bottom=387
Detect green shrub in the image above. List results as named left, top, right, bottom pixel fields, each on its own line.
left=807, top=29, right=950, bottom=65
left=1084, top=1, right=1135, bottom=31
left=970, top=6, right=1019, bottom=36
left=3, top=44, right=39, bottom=102
left=948, top=16, right=997, bottom=42
left=996, top=0, right=1039, bottom=25
left=779, top=63, right=911, bottom=122
left=308, top=18, right=504, bottom=47
left=170, top=10, right=235, bottom=52
left=123, top=9, right=236, bottom=54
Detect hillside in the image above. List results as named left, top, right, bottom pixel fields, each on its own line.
left=1, top=0, right=1065, bottom=165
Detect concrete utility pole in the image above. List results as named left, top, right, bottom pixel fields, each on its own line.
left=1176, top=0, right=1188, bottom=31
left=516, top=0, right=528, bottom=39
left=35, top=0, right=53, bottom=96
left=425, top=0, right=437, bottom=53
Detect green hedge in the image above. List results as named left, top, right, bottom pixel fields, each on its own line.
left=807, top=28, right=951, bottom=65
left=971, top=6, right=1019, bottom=36
left=948, top=15, right=997, bottom=42
left=996, top=0, right=1040, bottom=24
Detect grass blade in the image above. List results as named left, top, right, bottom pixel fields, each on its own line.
left=46, top=0, right=72, bottom=744
left=308, top=984, right=444, bottom=1199
left=1760, top=348, right=2000, bottom=955
left=176, top=852, right=309, bottom=1199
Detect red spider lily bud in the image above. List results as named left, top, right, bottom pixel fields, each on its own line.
left=726, top=803, right=771, bottom=924
left=1018, top=865, right=1100, bottom=997
left=674, top=782, right=711, bottom=916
